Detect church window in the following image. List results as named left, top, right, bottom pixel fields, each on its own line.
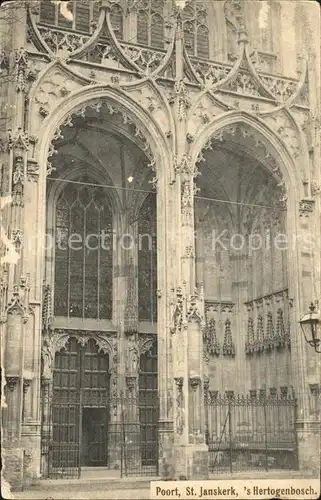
left=182, top=0, right=209, bottom=59
left=138, top=193, right=157, bottom=322
left=54, top=178, right=113, bottom=320
left=136, top=0, right=165, bottom=49
left=110, top=3, right=124, bottom=39
left=39, top=1, right=123, bottom=36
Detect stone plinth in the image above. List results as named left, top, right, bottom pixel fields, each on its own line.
left=297, top=425, right=320, bottom=476
left=173, top=444, right=209, bottom=480
left=2, top=441, right=24, bottom=491
left=158, top=423, right=174, bottom=479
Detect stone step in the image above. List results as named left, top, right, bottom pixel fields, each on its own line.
left=27, top=476, right=158, bottom=492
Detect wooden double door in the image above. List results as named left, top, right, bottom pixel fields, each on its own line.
left=52, top=337, right=110, bottom=470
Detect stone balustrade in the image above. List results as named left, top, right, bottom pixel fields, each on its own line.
left=34, top=23, right=302, bottom=104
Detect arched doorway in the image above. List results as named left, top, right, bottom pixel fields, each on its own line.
left=139, top=339, right=158, bottom=467
left=50, top=337, right=110, bottom=477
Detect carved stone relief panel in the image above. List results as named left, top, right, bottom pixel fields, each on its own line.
left=124, top=81, right=171, bottom=137
left=32, top=66, right=89, bottom=122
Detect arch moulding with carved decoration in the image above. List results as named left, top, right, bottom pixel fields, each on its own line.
left=31, top=84, right=174, bottom=188
left=188, top=109, right=315, bottom=342
left=189, top=110, right=303, bottom=200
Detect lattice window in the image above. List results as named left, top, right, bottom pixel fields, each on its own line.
left=136, top=0, right=165, bottom=49
left=110, top=3, right=124, bottom=39
left=54, top=178, right=113, bottom=320
left=39, top=0, right=110, bottom=35
left=138, top=193, right=157, bottom=322
left=259, top=0, right=273, bottom=52
left=39, top=0, right=56, bottom=25
left=182, top=0, right=209, bottom=59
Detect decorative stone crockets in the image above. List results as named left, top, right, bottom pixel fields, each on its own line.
left=15, top=47, right=37, bottom=93
left=2, top=274, right=32, bottom=325
left=245, top=292, right=292, bottom=355
left=7, top=128, right=29, bottom=207
left=174, top=376, right=185, bottom=436
left=299, top=198, right=315, bottom=217
left=203, top=318, right=220, bottom=358
left=222, top=318, right=235, bottom=357
left=124, top=257, right=138, bottom=335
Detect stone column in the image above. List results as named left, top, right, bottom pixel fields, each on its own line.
left=108, top=209, right=129, bottom=471
left=286, top=173, right=320, bottom=474
left=1, top=2, right=42, bottom=489
left=122, top=334, right=140, bottom=474
left=170, top=284, right=208, bottom=479
left=2, top=278, right=32, bottom=490
left=162, top=7, right=209, bottom=478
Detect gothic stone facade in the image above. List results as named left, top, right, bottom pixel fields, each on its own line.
left=0, top=0, right=320, bottom=490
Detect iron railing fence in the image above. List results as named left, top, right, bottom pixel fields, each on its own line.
left=41, top=392, right=159, bottom=479
left=205, top=392, right=298, bottom=474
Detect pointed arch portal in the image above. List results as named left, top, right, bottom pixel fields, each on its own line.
left=41, top=95, right=160, bottom=479
left=51, top=338, right=110, bottom=475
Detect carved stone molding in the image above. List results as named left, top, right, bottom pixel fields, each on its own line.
left=6, top=276, right=32, bottom=324
left=48, top=100, right=158, bottom=185
left=41, top=329, right=118, bottom=401
left=173, top=154, right=200, bottom=179
left=174, top=375, right=185, bottom=435
left=245, top=290, right=291, bottom=355
left=181, top=179, right=194, bottom=226
left=203, top=376, right=209, bottom=393
left=174, top=376, right=184, bottom=390
left=189, top=376, right=201, bottom=391
left=124, top=257, right=138, bottom=335
left=299, top=199, right=315, bottom=217
left=0, top=272, right=9, bottom=323
left=222, top=318, right=235, bottom=357
left=5, top=376, right=19, bottom=391
left=126, top=333, right=156, bottom=374
left=45, top=329, right=116, bottom=359
left=15, top=47, right=37, bottom=93
left=11, top=229, right=23, bottom=248
left=169, top=80, right=191, bottom=121
left=311, top=181, right=321, bottom=196
left=8, top=128, right=29, bottom=152
left=42, top=284, right=53, bottom=334
left=8, top=128, right=29, bottom=206
left=125, top=375, right=138, bottom=393
left=205, top=300, right=235, bottom=314
left=203, top=318, right=220, bottom=360
left=26, top=159, right=39, bottom=182
left=23, top=378, right=32, bottom=393
left=183, top=245, right=194, bottom=258
left=245, top=316, right=255, bottom=354
left=170, top=283, right=205, bottom=334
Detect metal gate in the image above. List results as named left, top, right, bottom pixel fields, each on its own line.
left=205, top=391, right=298, bottom=473
left=41, top=337, right=159, bottom=479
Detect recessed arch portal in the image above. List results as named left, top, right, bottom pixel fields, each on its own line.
left=41, top=93, right=162, bottom=477
left=194, top=116, right=295, bottom=401
left=190, top=111, right=304, bottom=196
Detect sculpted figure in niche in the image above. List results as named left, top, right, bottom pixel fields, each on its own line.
left=41, top=336, right=53, bottom=381
left=128, top=345, right=139, bottom=374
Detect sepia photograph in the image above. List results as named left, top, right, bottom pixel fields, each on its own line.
left=0, top=0, right=320, bottom=499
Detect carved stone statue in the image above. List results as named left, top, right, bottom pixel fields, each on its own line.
left=41, top=337, right=53, bottom=381
left=127, top=343, right=139, bottom=375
